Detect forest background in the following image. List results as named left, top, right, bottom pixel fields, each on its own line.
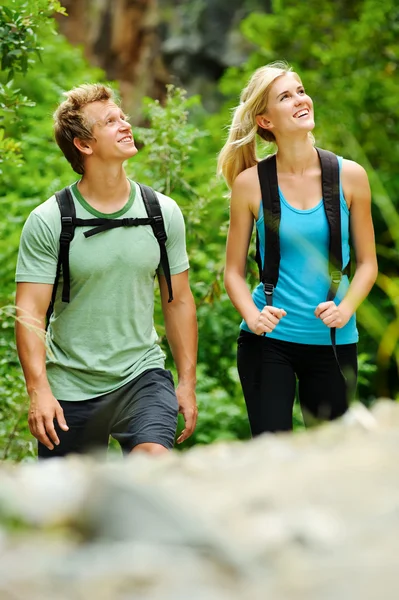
left=0, top=0, right=398, bottom=460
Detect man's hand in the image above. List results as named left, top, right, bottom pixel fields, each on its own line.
left=28, top=389, right=69, bottom=450
left=249, top=306, right=287, bottom=336
left=176, top=382, right=198, bottom=444
left=314, top=301, right=352, bottom=329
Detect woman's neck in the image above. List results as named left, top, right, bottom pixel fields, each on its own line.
left=275, top=138, right=318, bottom=175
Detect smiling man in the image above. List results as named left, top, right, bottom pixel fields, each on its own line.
left=15, top=83, right=198, bottom=458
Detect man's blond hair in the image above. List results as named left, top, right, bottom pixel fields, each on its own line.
left=53, top=83, right=118, bottom=175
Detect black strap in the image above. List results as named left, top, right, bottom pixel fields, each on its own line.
left=316, top=148, right=343, bottom=276
left=316, top=148, right=348, bottom=380
left=138, top=183, right=173, bottom=303
left=257, top=154, right=280, bottom=306
left=46, top=187, right=76, bottom=325
left=56, top=188, right=77, bottom=304
left=81, top=217, right=153, bottom=238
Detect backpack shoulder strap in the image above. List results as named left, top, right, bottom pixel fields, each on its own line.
left=316, top=147, right=343, bottom=279
left=46, top=187, right=76, bottom=325
left=256, top=154, right=281, bottom=306
left=56, top=186, right=76, bottom=303
left=316, top=148, right=349, bottom=379
left=138, top=183, right=173, bottom=303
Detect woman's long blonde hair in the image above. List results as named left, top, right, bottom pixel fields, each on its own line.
left=217, top=61, right=293, bottom=189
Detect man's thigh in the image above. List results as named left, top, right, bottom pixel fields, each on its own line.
left=38, top=396, right=110, bottom=459
left=110, top=368, right=179, bottom=454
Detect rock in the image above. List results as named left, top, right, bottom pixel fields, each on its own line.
left=0, top=400, right=399, bottom=598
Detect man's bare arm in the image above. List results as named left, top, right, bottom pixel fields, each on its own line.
left=15, top=282, right=68, bottom=450
left=158, top=271, right=198, bottom=443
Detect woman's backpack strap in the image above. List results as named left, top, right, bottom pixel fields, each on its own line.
left=256, top=154, right=281, bottom=306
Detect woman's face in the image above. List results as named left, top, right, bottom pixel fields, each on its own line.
left=258, top=72, right=315, bottom=137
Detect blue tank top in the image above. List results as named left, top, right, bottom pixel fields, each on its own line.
left=241, top=156, right=358, bottom=345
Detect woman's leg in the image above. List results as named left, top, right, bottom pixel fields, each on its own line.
left=237, top=331, right=297, bottom=435
left=296, top=343, right=358, bottom=424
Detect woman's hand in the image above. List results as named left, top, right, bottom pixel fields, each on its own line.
left=249, top=306, right=287, bottom=336
left=315, top=301, right=352, bottom=329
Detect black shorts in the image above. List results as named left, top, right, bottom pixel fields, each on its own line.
left=38, top=368, right=179, bottom=459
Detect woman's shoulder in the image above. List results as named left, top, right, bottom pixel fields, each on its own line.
left=341, top=157, right=368, bottom=180
left=340, top=158, right=370, bottom=207
left=232, top=164, right=260, bottom=195
left=231, top=165, right=261, bottom=213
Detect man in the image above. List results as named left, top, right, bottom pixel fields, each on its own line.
left=15, top=83, right=198, bottom=458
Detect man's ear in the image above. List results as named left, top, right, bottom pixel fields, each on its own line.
left=255, top=115, right=272, bottom=130
left=73, top=138, right=93, bottom=156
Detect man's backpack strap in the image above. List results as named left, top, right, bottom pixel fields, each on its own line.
left=46, top=187, right=76, bottom=324
left=55, top=187, right=76, bottom=303
left=138, top=183, right=173, bottom=303
left=256, top=154, right=281, bottom=306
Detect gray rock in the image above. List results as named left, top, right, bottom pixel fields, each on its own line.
left=1, top=400, right=399, bottom=599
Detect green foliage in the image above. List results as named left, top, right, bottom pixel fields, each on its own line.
left=0, top=307, right=33, bottom=461
left=178, top=365, right=250, bottom=448
left=0, top=125, right=23, bottom=174
left=0, top=0, right=66, bottom=168
left=132, top=86, right=206, bottom=196
left=0, top=0, right=65, bottom=79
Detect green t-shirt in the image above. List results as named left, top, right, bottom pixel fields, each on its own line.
left=16, top=180, right=189, bottom=400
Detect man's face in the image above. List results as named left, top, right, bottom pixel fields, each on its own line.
left=80, top=100, right=138, bottom=163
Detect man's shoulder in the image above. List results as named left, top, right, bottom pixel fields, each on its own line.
left=24, top=186, right=74, bottom=237
left=133, top=180, right=181, bottom=220
left=154, top=190, right=179, bottom=215
left=29, top=190, right=65, bottom=221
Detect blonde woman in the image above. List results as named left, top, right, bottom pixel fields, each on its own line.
left=218, top=62, right=377, bottom=434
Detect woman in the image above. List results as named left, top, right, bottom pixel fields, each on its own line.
left=218, top=61, right=377, bottom=434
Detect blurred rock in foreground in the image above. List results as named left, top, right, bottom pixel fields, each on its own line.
left=1, top=400, right=399, bottom=600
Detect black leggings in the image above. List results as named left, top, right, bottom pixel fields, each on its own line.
left=237, top=330, right=358, bottom=436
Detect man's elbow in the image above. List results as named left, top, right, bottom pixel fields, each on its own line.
left=164, top=289, right=196, bottom=313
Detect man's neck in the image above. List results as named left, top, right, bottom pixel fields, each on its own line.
left=77, top=168, right=131, bottom=213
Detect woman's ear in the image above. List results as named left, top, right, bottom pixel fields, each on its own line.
left=256, top=115, right=272, bottom=130
left=73, top=137, right=93, bottom=156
